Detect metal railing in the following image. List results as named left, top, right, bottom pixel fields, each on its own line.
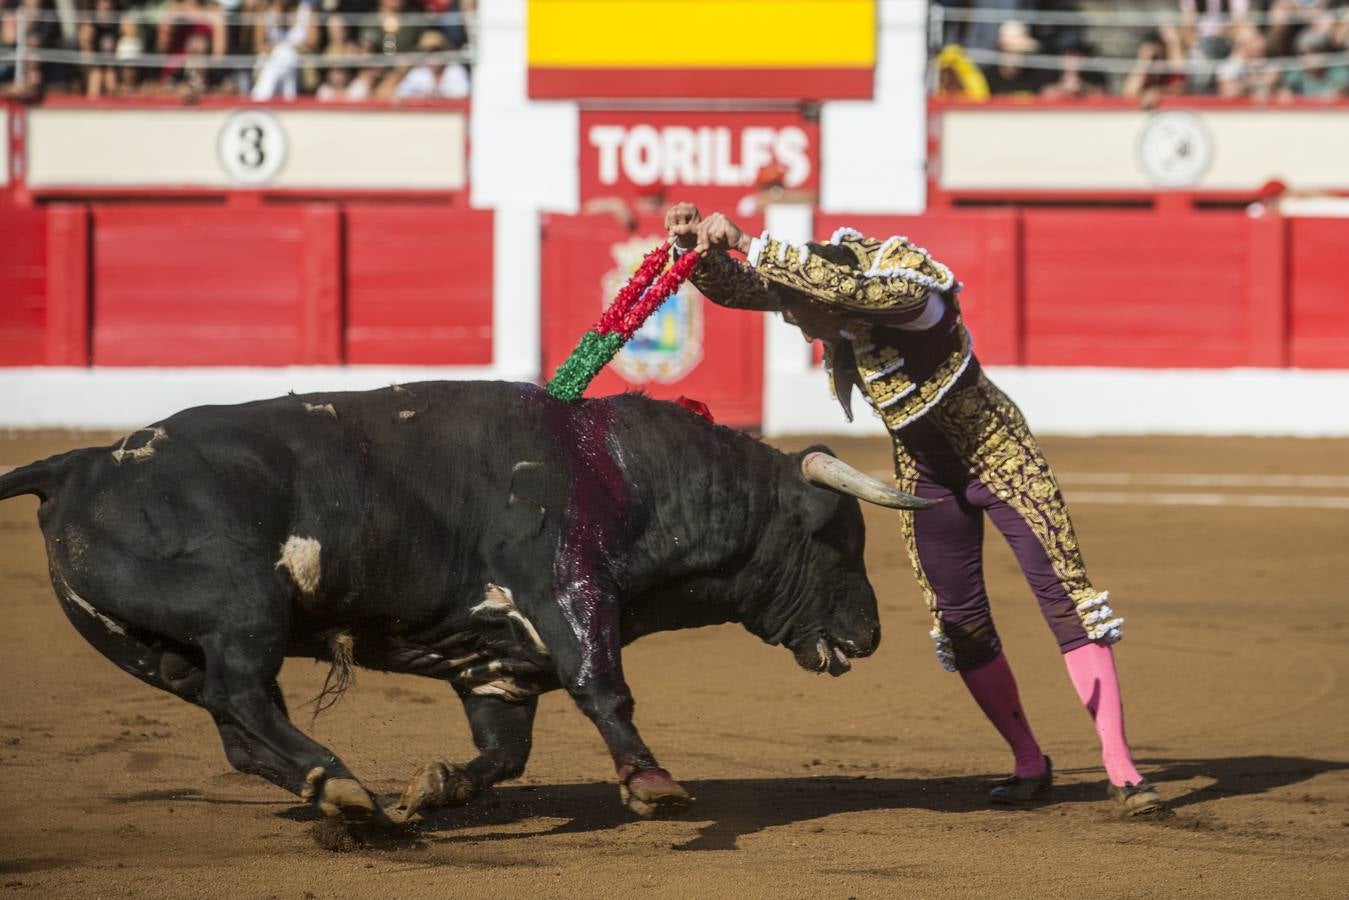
left=3, top=6, right=477, bottom=90
left=928, top=4, right=1349, bottom=82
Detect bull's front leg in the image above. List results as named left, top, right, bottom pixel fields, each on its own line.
left=532, top=579, right=693, bottom=818
left=397, top=690, right=537, bottom=818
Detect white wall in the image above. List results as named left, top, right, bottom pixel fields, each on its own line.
left=819, top=0, right=928, bottom=214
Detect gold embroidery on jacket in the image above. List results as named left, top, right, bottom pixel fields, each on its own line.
left=851, top=323, right=973, bottom=432
left=754, top=235, right=933, bottom=313
left=688, top=250, right=780, bottom=311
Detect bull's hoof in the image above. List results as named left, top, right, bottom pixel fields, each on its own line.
left=302, top=766, right=385, bottom=824
left=395, top=760, right=476, bottom=819
left=619, top=767, right=693, bottom=819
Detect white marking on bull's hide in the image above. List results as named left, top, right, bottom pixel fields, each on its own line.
left=303, top=402, right=338, bottom=419
left=55, top=572, right=126, bottom=635
left=472, top=584, right=549, bottom=655
left=398, top=409, right=417, bottom=421
left=470, top=678, right=536, bottom=701
left=276, top=536, right=322, bottom=596
left=814, top=638, right=830, bottom=672
left=110, top=427, right=167, bottom=465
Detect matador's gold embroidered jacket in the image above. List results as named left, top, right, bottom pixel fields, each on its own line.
left=688, top=227, right=973, bottom=432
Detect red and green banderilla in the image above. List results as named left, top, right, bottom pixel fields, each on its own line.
left=546, top=242, right=701, bottom=402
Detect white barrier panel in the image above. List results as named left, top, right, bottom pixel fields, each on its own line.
left=764, top=366, right=1349, bottom=438
left=940, top=108, right=1349, bottom=192
left=26, top=108, right=467, bottom=190
left=4, top=366, right=1349, bottom=435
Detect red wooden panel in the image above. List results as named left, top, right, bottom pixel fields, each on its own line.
left=344, top=206, right=493, bottom=365
left=540, top=213, right=764, bottom=427
left=813, top=212, right=1022, bottom=364
left=91, top=205, right=341, bottom=366
left=1289, top=217, right=1349, bottom=369
left=0, top=208, right=48, bottom=366
left=1022, top=211, right=1274, bottom=368
left=45, top=205, right=91, bottom=366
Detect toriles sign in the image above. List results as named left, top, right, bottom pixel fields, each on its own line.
left=580, top=110, right=820, bottom=210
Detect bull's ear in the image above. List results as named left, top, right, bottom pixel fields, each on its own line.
left=785, top=447, right=842, bottom=533
left=796, top=484, right=842, bottom=534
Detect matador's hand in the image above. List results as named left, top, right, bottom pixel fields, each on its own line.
left=665, top=202, right=701, bottom=251
left=693, top=213, right=753, bottom=256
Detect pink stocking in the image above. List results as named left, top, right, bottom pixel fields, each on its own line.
left=959, top=652, right=1046, bottom=778
left=1063, top=641, right=1144, bottom=786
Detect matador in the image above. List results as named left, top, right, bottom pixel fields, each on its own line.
left=666, top=204, right=1166, bottom=817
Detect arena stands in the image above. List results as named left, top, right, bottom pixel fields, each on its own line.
left=0, top=0, right=474, bottom=100
left=931, top=2, right=1349, bottom=101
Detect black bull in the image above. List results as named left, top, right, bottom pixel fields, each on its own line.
left=0, top=381, right=931, bottom=824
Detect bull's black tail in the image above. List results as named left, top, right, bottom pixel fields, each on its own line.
left=0, top=456, right=69, bottom=503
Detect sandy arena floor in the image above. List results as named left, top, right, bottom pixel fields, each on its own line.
left=1, top=429, right=1346, bottom=898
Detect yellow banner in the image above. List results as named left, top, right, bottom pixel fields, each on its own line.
left=528, top=0, right=876, bottom=68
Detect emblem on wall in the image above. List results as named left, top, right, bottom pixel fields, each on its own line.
left=602, top=237, right=704, bottom=383
left=1137, top=110, right=1213, bottom=188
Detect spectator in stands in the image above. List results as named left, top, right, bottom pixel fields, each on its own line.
left=303, top=12, right=353, bottom=92
left=1280, top=27, right=1349, bottom=98
left=8, top=0, right=69, bottom=96
left=158, top=0, right=225, bottom=61
left=362, top=0, right=420, bottom=58
left=1265, top=0, right=1331, bottom=58
left=161, top=26, right=212, bottom=99
left=935, top=0, right=1022, bottom=53
left=1180, top=0, right=1251, bottom=44
left=392, top=28, right=467, bottom=99
left=1216, top=25, right=1278, bottom=100
left=934, top=43, right=990, bottom=100
left=315, top=63, right=348, bottom=100
left=112, top=9, right=143, bottom=88
left=983, top=19, right=1052, bottom=95
left=77, top=0, right=121, bottom=96
left=250, top=0, right=313, bottom=100
left=1122, top=26, right=1188, bottom=104
left=1038, top=38, right=1106, bottom=98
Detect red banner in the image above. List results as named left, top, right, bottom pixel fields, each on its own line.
left=579, top=110, right=819, bottom=214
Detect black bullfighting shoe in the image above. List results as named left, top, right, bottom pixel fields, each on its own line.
left=989, top=755, right=1053, bottom=806
left=1108, top=779, right=1168, bottom=817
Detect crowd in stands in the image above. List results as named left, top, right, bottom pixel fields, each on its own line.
left=934, top=1, right=1349, bottom=101
left=0, top=0, right=474, bottom=100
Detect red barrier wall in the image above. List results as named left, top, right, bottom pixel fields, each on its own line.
left=814, top=212, right=1022, bottom=364
left=92, top=205, right=342, bottom=366
left=345, top=206, right=493, bottom=365
left=0, top=205, right=89, bottom=366
left=540, top=213, right=764, bottom=427
left=1022, top=210, right=1287, bottom=368
left=0, top=208, right=50, bottom=367
left=1288, top=217, right=1349, bottom=369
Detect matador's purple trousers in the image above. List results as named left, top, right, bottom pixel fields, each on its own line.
left=890, top=368, right=1122, bottom=672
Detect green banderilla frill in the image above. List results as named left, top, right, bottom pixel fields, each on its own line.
left=545, top=330, right=627, bottom=402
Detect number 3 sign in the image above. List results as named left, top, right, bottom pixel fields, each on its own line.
left=217, top=110, right=288, bottom=185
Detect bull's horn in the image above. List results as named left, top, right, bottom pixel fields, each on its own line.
left=801, top=452, right=937, bottom=510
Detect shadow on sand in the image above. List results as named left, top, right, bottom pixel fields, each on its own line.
left=369, top=754, right=1347, bottom=852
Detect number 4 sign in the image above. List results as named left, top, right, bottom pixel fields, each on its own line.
left=217, top=110, right=288, bottom=185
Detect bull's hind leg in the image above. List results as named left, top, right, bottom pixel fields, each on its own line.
left=55, top=592, right=301, bottom=792
left=397, top=690, right=538, bottom=818
left=194, top=623, right=387, bottom=824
